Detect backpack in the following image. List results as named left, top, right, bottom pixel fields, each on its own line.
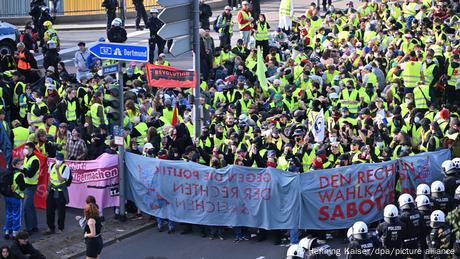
left=0, top=169, right=15, bottom=197
left=213, top=15, right=222, bottom=32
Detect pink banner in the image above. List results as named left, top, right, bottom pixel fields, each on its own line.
left=48, top=153, right=120, bottom=209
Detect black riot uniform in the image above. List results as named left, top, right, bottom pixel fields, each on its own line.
left=417, top=203, right=433, bottom=250
left=147, top=14, right=165, bottom=63
left=346, top=235, right=381, bottom=259
left=108, top=26, right=127, bottom=43
left=376, top=219, right=407, bottom=258
left=133, top=0, right=148, bottom=30
left=399, top=206, right=424, bottom=259
left=432, top=191, right=453, bottom=214
left=443, top=173, right=460, bottom=200
left=303, top=238, right=338, bottom=259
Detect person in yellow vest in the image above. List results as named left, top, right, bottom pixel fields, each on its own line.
left=43, top=153, right=70, bottom=235
left=279, top=0, right=294, bottom=33
left=11, top=120, right=29, bottom=148
left=42, top=114, right=57, bottom=141
left=3, top=158, right=26, bottom=240
left=413, top=81, right=430, bottom=112
left=21, top=142, right=40, bottom=234
left=90, top=96, right=108, bottom=129
left=217, top=6, right=234, bottom=48
left=27, top=91, right=49, bottom=128
left=0, top=109, right=10, bottom=139
left=399, top=51, right=424, bottom=93
left=446, top=54, right=460, bottom=105
left=237, top=1, right=253, bottom=47
left=253, top=14, right=270, bottom=57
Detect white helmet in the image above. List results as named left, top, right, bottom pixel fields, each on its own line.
left=352, top=221, right=368, bottom=240
left=347, top=227, right=353, bottom=241
left=430, top=210, right=445, bottom=228
left=431, top=181, right=445, bottom=193
left=442, top=160, right=455, bottom=175
left=398, top=193, right=414, bottom=209
left=415, top=195, right=431, bottom=209
left=384, top=204, right=399, bottom=219
left=455, top=185, right=460, bottom=201
left=416, top=183, right=431, bottom=196
left=286, top=244, right=305, bottom=258
left=111, top=18, right=122, bottom=27
left=150, top=8, right=159, bottom=13
left=299, top=237, right=317, bottom=251
left=452, top=157, right=460, bottom=168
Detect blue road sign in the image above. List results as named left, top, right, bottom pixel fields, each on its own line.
left=102, top=63, right=119, bottom=75
left=89, top=42, right=148, bottom=62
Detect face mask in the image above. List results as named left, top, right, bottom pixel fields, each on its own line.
left=376, top=142, right=384, bottom=149
left=414, top=117, right=421, bottom=124
left=427, top=59, right=432, bottom=63
left=405, top=99, right=411, bottom=104
left=329, top=137, right=337, bottom=143
left=23, top=148, right=29, bottom=156
left=56, top=160, right=63, bottom=166
left=401, top=146, right=409, bottom=152
left=267, top=161, right=276, bottom=168
left=35, top=98, right=42, bottom=103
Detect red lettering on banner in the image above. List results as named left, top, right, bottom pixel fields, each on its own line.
left=347, top=202, right=357, bottom=218
left=357, top=171, right=365, bottom=184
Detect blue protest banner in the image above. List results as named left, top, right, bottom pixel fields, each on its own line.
left=398, top=149, right=451, bottom=196
left=125, top=150, right=450, bottom=230
left=125, top=152, right=300, bottom=229
left=299, top=161, right=397, bottom=230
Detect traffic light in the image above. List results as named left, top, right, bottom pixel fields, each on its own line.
left=105, top=84, right=122, bottom=126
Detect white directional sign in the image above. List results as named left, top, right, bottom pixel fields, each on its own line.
left=157, top=0, right=192, bottom=8
left=170, top=35, right=192, bottom=56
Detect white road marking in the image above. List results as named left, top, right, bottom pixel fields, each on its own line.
left=35, top=30, right=149, bottom=61
left=62, top=59, right=73, bottom=63
left=256, top=256, right=266, bottom=259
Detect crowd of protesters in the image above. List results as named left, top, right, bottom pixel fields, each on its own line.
left=0, top=0, right=460, bottom=256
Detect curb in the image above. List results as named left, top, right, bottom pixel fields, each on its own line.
left=65, top=220, right=155, bottom=259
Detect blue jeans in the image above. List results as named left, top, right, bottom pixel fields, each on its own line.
left=290, top=228, right=299, bottom=244
left=23, top=187, right=38, bottom=231
left=157, top=218, right=175, bottom=231
left=4, top=197, right=22, bottom=233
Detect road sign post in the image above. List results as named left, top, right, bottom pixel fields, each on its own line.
left=157, top=0, right=200, bottom=138
left=89, top=43, right=147, bottom=221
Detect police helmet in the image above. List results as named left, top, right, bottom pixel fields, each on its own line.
left=383, top=204, right=398, bottom=223
left=431, top=181, right=445, bottom=193
left=398, top=193, right=414, bottom=209
left=347, top=227, right=353, bottom=241
left=150, top=8, right=159, bottom=13
left=455, top=185, right=460, bottom=201
left=352, top=221, right=368, bottom=240
left=299, top=237, right=317, bottom=251
left=415, top=195, right=431, bottom=210
left=111, top=18, right=122, bottom=27
left=430, top=210, right=445, bottom=228
left=442, top=160, right=455, bottom=175
left=452, top=157, right=460, bottom=168
left=286, top=244, right=305, bottom=259
left=416, top=183, right=431, bottom=196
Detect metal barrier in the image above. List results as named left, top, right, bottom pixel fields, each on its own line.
left=0, top=0, right=158, bottom=18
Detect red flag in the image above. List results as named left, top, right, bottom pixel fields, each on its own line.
left=171, top=104, right=178, bottom=126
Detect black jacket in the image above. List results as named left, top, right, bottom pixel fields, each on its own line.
left=102, top=0, right=118, bottom=10
left=147, top=17, right=164, bottom=38
left=108, top=27, right=127, bottom=43
left=10, top=240, right=46, bottom=259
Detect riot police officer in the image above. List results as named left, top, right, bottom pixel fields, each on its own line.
left=346, top=221, right=381, bottom=259
left=442, top=159, right=460, bottom=199
left=146, top=8, right=165, bottom=63
left=286, top=244, right=305, bottom=259
left=431, top=181, right=452, bottom=213
left=398, top=193, right=424, bottom=259
left=446, top=186, right=460, bottom=259
left=376, top=204, right=407, bottom=258
left=107, top=18, right=127, bottom=43
left=415, top=195, right=432, bottom=250
left=427, top=210, right=453, bottom=259
left=299, top=237, right=338, bottom=259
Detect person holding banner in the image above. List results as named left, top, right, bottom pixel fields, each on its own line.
left=44, top=153, right=70, bottom=235
left=21, top=142, right=40, bottom=235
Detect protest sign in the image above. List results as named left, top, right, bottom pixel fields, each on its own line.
left=125, top=153, right=300, bottom=229
left=299, top=161, right=397, bottom=230
left=146, top=64, right=195, bottom=88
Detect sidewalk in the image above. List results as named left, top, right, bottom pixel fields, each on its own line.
left=13, top=0, right=226, bottom=31
left=33, top=214, right=154, bottom=259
